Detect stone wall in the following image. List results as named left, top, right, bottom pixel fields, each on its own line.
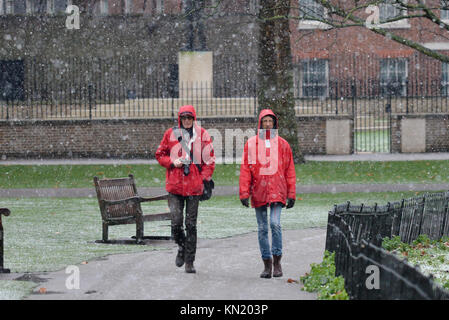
left=0, top=116, right=328, bottom=159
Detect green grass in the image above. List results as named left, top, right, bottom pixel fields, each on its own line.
left=355, top=129, right=390, bottom=153
left=1, top=160, right=449, bottom=189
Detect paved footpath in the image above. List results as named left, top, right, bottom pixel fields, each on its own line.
left=18, top=228, right=326, bottom=300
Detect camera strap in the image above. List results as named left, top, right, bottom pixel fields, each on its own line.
left=172, top=126, right=202, bottom=173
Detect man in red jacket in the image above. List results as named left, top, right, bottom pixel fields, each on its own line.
left=156, top=105, right=215, bottom=273
left=239, top=109, right=296, bottom=278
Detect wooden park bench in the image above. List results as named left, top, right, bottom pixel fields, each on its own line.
left=93, top=175, right=172, bottom=244
left=0, top=208, right=11, bottom=273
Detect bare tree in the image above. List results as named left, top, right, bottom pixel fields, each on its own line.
left=258, top=0, right=304, bottom=163
left=293, top=0, right=449, bottom=63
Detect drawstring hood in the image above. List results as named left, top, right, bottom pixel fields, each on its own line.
left=258, top=109, right=278, bottom=139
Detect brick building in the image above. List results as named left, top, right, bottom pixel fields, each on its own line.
left=1, top=1, right=449, bottom=158
left=2, top=0, right=449, bottom=99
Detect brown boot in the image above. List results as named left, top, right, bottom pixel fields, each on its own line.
left=185, top=261, right=196, bottom=273
left=273, top=255, right=283, bottom=277
left=260, top=258, right=272, bottom=278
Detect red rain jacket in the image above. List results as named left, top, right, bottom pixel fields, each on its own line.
left=155, top=105, right=215, bottom=196
left=239, top=109, right=296, bottom=208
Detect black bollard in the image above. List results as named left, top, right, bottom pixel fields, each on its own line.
left=0, top=208, right=11, bottom=273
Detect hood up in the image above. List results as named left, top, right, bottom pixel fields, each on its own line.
left=258, top=109, right=278, bottom=139
left=178, top=105, right=197, bottom=128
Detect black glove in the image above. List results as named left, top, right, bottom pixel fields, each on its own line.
left=240, top=198, right=249, bottom=208
left=286, top=198, right=295, bottom=209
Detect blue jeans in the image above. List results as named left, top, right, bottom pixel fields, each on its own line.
left=255, top=203, right=282, bottom=260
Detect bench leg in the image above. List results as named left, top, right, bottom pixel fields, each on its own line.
left=136, top=215, right=144, bottom=243
left=102, top=222, right=109, bottom=242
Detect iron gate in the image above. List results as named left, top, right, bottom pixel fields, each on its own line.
left=353, top=95, right=392, bottom=153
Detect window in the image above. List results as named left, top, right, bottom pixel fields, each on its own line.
left=52, top=0, right=69, bottom=14
left=99, top=0, right=108, bottom=15
left=380, top=59, right=408, bottom=96
left=155, top=0, right=164, bottom=14
left=296, top=59, right=329, bottom=97
left=441, top=0, right=449, bottom=20
left=89, top=0, right=108, bottom=15
left=124, top=0, right=132, bottom=13
left=298, top=0, right=329, bottom=29
left=13, top=0, right=26, bottom=14
left=26, top=0, right=46, bottom=13
left=442, top=63, right=449, bottom=96
left=1, top=0, right=69, bottom=15
left=299, top=0, right=325, bottom=20
left=249, top=0, right=259, bottom=14
left=378, top=0, right=410, bottom=28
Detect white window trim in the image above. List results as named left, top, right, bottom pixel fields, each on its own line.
left=422, top=42, right=449, bottom=50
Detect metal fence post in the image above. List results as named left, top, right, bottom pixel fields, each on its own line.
left=88, top=83, right=93, bottom=120
left=0, top=208, right=11, bottom=273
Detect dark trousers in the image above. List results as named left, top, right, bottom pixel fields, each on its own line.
left=168, top=193, right=200, bottom=263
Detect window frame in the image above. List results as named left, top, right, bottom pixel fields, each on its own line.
left=441, top=0, right=449, bottom=23
left=379, top=58, right=408, bottom=97
left=377, top=0, right=410, bottom=29
left=295, top=58, right=330, bottom=98
left=297, top=0, right=330, bottom=30
left=442, top=62, right=449, bottom=96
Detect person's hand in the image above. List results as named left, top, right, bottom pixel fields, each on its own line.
left=286, top=198, right=295, bottom=209
left=240, top=198, right=249, bottom=208
left=173, top=158, right=183, bottom=168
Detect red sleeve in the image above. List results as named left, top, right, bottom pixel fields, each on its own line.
left=155, top=129, right=173, bottom=169
left=239, top=141, right=252, bottom=200
left=285, top=143, right=297, bottom=200
left=200, top=130, right=215, bottom=181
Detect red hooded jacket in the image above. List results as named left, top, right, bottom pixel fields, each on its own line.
left=155, top=105, right=215, bottom=196
left=239, top=109, right=296, bottom=208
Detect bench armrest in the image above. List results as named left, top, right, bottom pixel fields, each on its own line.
left=140, top=194, right=169, bottom=203
left=0, top=208, right=10, bottom=216
left=101, top=197, right=142, bottom=207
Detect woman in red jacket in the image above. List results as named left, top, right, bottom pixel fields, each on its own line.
left=239, top=109, right=296, bottom=278
left=156, top=105, right=215, bottom=273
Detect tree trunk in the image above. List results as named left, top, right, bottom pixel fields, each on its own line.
left=257, top=0, right=304, bottom=163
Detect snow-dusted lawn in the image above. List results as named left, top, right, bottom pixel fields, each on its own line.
left=0, top=191, right=427, bottom=299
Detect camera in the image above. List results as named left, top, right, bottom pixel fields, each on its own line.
left=180, top=158, right=191, bottom=176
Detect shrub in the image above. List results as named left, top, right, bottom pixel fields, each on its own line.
left=300, top=250, right=349, bottom=300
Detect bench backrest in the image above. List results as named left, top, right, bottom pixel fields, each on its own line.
left=94, top=174, right=140, bottom=221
